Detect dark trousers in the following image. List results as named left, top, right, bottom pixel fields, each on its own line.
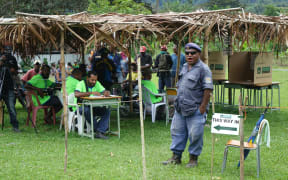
left=158, top=73, right=171, bottom=93
left=1, top=90, right=18, bottom=128
left=79, top=106, right=110, bottom=133
left=42, top=96, right=63, bottom=113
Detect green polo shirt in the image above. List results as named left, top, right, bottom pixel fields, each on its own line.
left=66, top=76, right=80, bottom=95
left=27, top=74, right=55, bottom=105
left=75, top=80, right=105, bottom=94
left=141, top=80, right=162, bottom=104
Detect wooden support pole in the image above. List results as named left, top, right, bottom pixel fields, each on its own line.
left=81, top=43, right=85, bottom=64
left=136, top=57, right=147, bottom=180
left=128, top=43, right=133, bottom=112
left=174, top=41, right=182, bottom=86
left=238, top=93, right=244, bottom=180
left=202, top=31, right=209, bottom=65
left=210, top=93, right=215, bottom=180
left=60, top=30, right=68, bottom=172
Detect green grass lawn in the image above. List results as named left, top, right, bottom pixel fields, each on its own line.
left=0, top=70, right=287, bottom=179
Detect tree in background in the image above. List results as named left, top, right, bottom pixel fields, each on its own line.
left=264, top=4, right=280, bottom=16
left=160, top=0, right=195, bottom=13
left=0, top=0, right=89, bottom=17
left=206, top=0, right=242, bottom=10
left=88, top=0, right=152, bottom=14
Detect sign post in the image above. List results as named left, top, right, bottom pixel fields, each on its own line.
left=211, top=114, right=240, bottom=136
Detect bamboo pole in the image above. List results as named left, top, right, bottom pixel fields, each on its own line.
left=210, top=93, right=215, bottom=180
left=174, top=42, right=182, bottom=86
left=202, top=30, right=209, bottom=65
left=238, top=93, right=244, bottom=180
left=136, top=56, right=147, bottom=180
left=60, top=30, right=68, bottom=172
left=128, top=42, right=133, bottom=112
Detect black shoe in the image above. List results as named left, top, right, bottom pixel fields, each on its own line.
left=162, top=153, right=181, bottom=165
left=12, top=127, right=21, bottom=133
left=186, top=154, right=198, bottom=168
left=95, top=132, right=109, bottom=140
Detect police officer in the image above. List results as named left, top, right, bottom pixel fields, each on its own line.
left=162, top=43, right=213, bottom=168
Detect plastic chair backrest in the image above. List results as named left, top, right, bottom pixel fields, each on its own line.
left=67, top=93, right=76, bottom=106
left=255, top=119, right=268, bottom=145
left=142, top=87, right=153, bottom=105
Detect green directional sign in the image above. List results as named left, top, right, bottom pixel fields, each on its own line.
left=214, top=125, right=237, bottom=131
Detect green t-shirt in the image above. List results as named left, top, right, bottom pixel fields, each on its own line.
left=66, top=76, right=80, bottom=95
left=141, top=80, right=162, bottom=104
left=74, top=80, right=105, bottom=105
left=75, top=80, right=105, bottom=94
left=27, top=74, right=55, bottom=105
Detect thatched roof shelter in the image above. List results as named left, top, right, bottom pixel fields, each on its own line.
left=1, top=8, right=288, bottom=59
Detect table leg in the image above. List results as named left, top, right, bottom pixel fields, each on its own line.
left=90, top=104, right=94, bottom=140
left=278, top=85, right=280, bottom=110
left=271, top=87, right=273, bottom=111
left=117, top=102, right=120, bottom=139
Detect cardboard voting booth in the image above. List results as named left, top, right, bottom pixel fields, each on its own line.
left=228, top=52, right=273, bottom=84
left=208, top=51, right=227, bottom=80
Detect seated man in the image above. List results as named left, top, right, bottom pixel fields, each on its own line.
left=25, top=64, right=63, bottom=123
left=141, top=69, right=162, bottom=104
left=74, top=71, right=111, bottom=139
left=141, top=69, right=165, bottom=120
left=66, top=68, right=82, bottom=96
left=66, top=68, right=82, bottom=112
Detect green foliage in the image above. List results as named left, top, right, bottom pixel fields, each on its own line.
left=43, top=58, right=48, bottom=65
left=206, top=0, right=242, bottom=10
left=160, top=0, right=195, bottom=13
left=88, top=0, right=152, bottom=14
left=0, top=0, right=89, bottom=17
left=20, top=57, right=33, bottom=73
left=264, top=4, right=280, bottom=16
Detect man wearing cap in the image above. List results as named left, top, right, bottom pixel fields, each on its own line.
left=135, top=46, right=153, bottom=71
left=21, top=60, right=41, bottom=84
left=154, top=45, right=173, bottom=92
left=162, top=42, right=213, bottom=168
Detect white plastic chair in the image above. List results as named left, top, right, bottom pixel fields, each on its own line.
left=142, top=86, right=169, bottom=125
left=59, top=93, right=83, bottom=134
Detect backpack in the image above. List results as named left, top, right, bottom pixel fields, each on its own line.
left=158, top=54, right=170, bottom=71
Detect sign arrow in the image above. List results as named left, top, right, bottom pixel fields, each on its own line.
left=214, top=125, right=237, bottom=131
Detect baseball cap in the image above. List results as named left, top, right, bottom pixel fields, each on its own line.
left=185, top=43, right=201, bottom=52
left=139, top=46, right=146, bottom=53
left=34, top=59, right=41, bottom=65
left=160, top=45, right=167, bottom=51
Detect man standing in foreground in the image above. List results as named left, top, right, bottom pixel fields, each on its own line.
left=74, top=71, right=111, bottom=139
left=162, top=43, right=213, bottom=168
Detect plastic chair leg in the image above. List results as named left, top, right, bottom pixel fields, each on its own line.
left=32, top=109, right=38, bottom=127
left=152, top=105, right=156, bottom=123
left=222, top=146, right=229, bottom=173
left=26, top=110, right=31, bottom=126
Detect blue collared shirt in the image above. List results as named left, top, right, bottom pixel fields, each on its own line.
left=175, top=59, right=213, bottom=116
left=171, top=53, right=186, bottom=77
